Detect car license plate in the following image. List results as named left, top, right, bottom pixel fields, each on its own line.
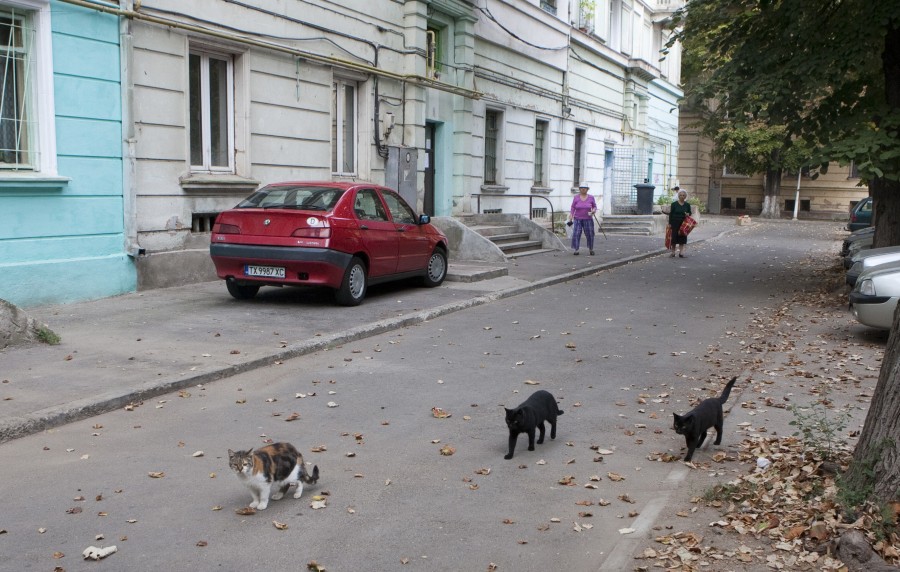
left=245, top=265, right=285, bottom=279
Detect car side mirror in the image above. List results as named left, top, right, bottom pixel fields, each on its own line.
left=418, top=214, right=431, bottom=225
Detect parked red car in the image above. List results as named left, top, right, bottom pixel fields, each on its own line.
left=210, top=182, right=449, bottom=305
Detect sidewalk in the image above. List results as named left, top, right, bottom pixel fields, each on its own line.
left=0, top=216, right=736, bottom=443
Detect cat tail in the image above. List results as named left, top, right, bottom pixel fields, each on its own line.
left=718, top=376, right=738, bottom=404
left=301, top=463, right=319, bottom=484
left=557, top=405, right=564, bottom=415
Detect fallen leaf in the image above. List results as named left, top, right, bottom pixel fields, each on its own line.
left=148, top=472, right=165, bottom=479
left=273, top=521, right=288, bottom=530
left=235, top=507, right=256, bottom=516
left=440, top=445, right=456, bottom=456
left=285, top=412, right=301, bottom=422
left=607, top=472, right=625, bottom=481
left=524, top=380, right=540, bottom=385
left=432, top=407, right=451, bottom=418
left=196, top=540, right=208, bottom=547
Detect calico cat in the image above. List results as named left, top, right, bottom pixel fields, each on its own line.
left=228, top=442, right=320, bottom=510
left=504, top=390, right=563, bottom=460
left=673, top=376, right=738, bottom=462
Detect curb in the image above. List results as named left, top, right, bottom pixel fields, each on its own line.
left=0, top=230, right=732, bottom=443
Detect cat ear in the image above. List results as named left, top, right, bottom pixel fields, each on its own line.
left=672, top=413, right=680, bottom=422
left=227, top=449, right=234, bottom=456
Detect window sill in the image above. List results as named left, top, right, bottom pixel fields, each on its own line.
left=530, top=186, right=552, bottom=195
left=480, top=185, right=509, bottom=194
left=180, top=173, right=260, bottom=193
left=0, top=175, right=70, bottom=190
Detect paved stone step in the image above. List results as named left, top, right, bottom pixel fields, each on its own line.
left=465, top=224, right=520, bottom=237
left=498, top=240, right=544, bottom=254
left=488, top=232, right=531, bottom=244
left=506, top=248, right=558, bottom=259
left=446, top=263, right=509, bottom=283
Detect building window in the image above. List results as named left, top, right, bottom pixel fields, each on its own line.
left=484, top=110, right=501, bottom=185
left=534, top=119, right=549, bottom=186
left=540, top=0, right=557, bottom=15
left=189, top=48, right=234, bottom=172
left=849, top=161, right=860, bottom=179
left=332, top=79, right=357, bottom=176
left=573, top=128, right=585, bottom=185
left=0, top=8, right=33, bottom=169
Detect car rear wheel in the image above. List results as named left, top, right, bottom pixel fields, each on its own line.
left=422, top=249, right=447, bottom=288
left=335, top=256, right=367, bottom=306
left=226, top=279, right=260, bottom=300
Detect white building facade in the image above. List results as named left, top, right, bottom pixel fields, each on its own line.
left=112, top=0, right=682, bottom=288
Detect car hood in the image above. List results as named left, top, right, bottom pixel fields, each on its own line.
left=857, top=259, right=900, bottom=282
left=851, top=245, right=900, bottom=264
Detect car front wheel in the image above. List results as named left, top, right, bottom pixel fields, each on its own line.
left=335, top=256, right=367, bottom=306
left=422, top=249, right=447, bottom=288
left=226, top=279, right=260, bottom=300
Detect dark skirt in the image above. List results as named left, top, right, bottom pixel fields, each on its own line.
left=670, top=222, right=688, bottom=245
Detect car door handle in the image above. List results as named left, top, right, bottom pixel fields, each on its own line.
left=360, top=224, right=369, bottom=230
left=396, top=227, right=406, bottom=232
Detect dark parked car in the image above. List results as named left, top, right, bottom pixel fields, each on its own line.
left=210, top=182, right=449, bottom=306
left=847, top=197, right=872, bottom=231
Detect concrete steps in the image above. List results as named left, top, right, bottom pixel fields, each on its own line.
left=465, top=224, right=548, bottom=257
left=600, top=215, right=662, bottom=236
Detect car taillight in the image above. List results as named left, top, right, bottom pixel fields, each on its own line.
left=213, top=223, right=241, bottom=234
left=850, top=213, right=857, bottom=222
left=859, top=279, right=876, bottom=296
left=292, top=227, right=332, bottom=238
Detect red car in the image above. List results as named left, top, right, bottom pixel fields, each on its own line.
left=210, top=182, right=449, bottom=305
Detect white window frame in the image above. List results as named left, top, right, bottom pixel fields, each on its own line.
left=483, top=108, right=504, bottom=185
left=332, top=78, right=358, bottom=177
left=0, top=0, right=56, bottom=175
left=533, top=118, right=550, bottom=187
left=188, top=46, right=235, bottom=173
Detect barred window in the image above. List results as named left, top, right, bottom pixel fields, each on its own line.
left=0, top=8, right=34, bottom=169
left=534, top=119, right=549, bottom=186
left=484, top=110, right=500, bottom=184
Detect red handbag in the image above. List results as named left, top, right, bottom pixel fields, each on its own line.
left=679, top=215, right=697, bottom=236
left=664, top=225, right=672, bottom=249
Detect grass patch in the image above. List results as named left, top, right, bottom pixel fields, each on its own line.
left=34, top=325, right=61, bottom=345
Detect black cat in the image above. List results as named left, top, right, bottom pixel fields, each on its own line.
left=504, top=390, right=563, bottom=460
left=673, top=376, right=738, bottom=462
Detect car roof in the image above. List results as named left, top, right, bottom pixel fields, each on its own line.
left=857, top=259, right=900, bottom=280
left=262, top=181, right=385, bottom=190
left=852, top=245, right=900, bottom=262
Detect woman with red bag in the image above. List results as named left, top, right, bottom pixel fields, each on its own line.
left=668, top=187, right=693, bottom=258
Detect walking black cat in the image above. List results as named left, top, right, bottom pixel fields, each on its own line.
left=672, top=376, right=738, bottom=462
left=504, top=390, right=563, bottom=460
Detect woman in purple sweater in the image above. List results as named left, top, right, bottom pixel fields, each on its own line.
left=568, top=183, right=597, bottom=255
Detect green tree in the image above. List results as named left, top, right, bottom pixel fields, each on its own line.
left=674, top=0, right=900, bottom=511
left=674, top=0, right=900, bottom=235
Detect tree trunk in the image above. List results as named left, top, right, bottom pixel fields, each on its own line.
left=872, top=21, right=900, bottom=249
left=759, top=167, right=782, bottom=218
left=848, top=302, right=900, bottom=504
left=872, top=178, right=900, bottom=248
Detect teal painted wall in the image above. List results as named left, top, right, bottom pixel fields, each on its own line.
left=0, top=2, right=135, bottom=307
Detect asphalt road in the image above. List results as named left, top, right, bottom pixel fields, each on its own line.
left=0, top=220, right=870, bottom=571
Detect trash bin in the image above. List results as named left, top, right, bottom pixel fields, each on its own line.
left=634, top=182, right=655, bottom=215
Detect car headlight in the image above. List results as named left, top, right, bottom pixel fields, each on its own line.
left=858, top=279, right=876, bottom=296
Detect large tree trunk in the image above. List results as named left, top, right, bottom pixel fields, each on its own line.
left=872, top=178, right=900, bottom=248
left=848, top=302, right=900, bottom=504
left=847, top=17, right=900, bottom=505
left=759, top=167, right=782, bottom=218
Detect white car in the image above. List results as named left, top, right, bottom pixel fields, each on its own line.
left=850, top=260, right=900, bottom=329
left=846, top=246, right=900, bottom=286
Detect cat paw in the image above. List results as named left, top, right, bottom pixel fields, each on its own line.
left=256, top=502, right=268, bottom=510
left=249, top=501, right=259, bottom=509
left=528, top=446, right=535, bottom=451
left=504, top=453, right=513, bottom=460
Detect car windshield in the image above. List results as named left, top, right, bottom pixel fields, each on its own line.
left=236, top=186, right=344, bottom=211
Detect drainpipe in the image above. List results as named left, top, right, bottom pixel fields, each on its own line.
left=120, top=0, right=139, bottom=257
left=792, top=169, right=801, bottom=220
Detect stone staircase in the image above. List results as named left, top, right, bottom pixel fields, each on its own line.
left=464, top=221, right=555, bottom=258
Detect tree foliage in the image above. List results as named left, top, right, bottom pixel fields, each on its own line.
left=673, top=0, right=900, bottom=219
left=673, top=0, right=900, bottom=509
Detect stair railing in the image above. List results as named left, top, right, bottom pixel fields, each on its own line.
left=470, top=193, right=558, bottom=235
